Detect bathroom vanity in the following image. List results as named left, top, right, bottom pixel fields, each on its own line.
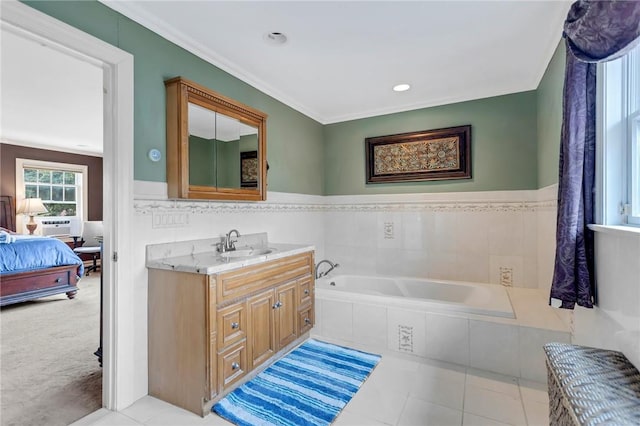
left=146, top=235, right=314, bottom=416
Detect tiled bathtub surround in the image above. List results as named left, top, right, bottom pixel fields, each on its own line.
left=324, top=187, right=558, bottom=289
left=313, top=286, right=571, bottom=383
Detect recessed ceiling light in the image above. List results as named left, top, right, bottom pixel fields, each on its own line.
left=264, top=32, right=288, bottom=45
left=393, top=83, right=411, bottom=92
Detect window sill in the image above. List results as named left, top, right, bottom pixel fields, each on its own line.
left=588, top=224, right=640, bottom=238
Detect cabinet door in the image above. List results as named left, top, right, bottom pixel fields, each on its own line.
left=247, top=290, right=276, bottom=370
left=275, top=281, right=298, bottom=349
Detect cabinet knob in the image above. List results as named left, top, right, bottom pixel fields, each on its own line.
left=231, top=322, right=239, bottom=329
left=231, top=362, right=240, bottom=370
left=55, top=278, right=62, bottom=283
left=304, top=318, right=311, bottom=325
left=272, top=301, right=283, bottom=309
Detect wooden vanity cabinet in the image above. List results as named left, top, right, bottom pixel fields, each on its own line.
left=148, top=251, right=314, bottom=416
left=147, top=270, right=217, bottom=416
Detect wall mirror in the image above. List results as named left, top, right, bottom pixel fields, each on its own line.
left=165, top=77, right=267, bottom=201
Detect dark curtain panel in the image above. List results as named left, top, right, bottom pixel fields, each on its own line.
left=550, top=0, right=640, bottom=309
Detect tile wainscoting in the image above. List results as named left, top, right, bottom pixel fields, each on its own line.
left=129, top=182, right=561, bottom=399
left=323, top=185, right=558, bottom=290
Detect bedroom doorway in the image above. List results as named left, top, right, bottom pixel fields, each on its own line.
left=1, top=0, right=134, bottom=416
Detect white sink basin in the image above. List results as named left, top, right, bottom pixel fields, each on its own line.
left=219, top=248, right=274, bottom=259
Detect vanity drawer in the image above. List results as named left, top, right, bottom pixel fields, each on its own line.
left=217, top=301, right=247, bottom=351
left=217, top=252, right=313, bottom=304
left=218, top=340, right=247, bottom=391
left=298, top=305, right=314, bottom=335
left=297, top=277, right=313, bottom=307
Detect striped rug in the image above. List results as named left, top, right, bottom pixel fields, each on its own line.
left=213, top=339, right=381, bottom=426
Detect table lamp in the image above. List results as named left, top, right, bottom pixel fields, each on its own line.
left=17, top=198, right=48, bottom=235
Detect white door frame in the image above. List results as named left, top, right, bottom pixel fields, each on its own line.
left=1, top=0, right=134, bottom=410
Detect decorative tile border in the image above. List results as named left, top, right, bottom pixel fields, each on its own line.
left=133, top=181, right=558, bottom=215
left=134, top=198, right=557, bottom=215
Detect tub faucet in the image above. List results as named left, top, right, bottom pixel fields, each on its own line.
left=315, top=259, right=339, bottom=279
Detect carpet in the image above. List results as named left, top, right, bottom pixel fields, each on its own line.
left=0, top=275, right=102, bottom=426
left=213, top=339, right=381, bottom=426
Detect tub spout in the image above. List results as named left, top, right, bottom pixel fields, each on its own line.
left=315, top=259, right=339, bottom=279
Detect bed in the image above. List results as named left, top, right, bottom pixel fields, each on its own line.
left=0, top=195, right=84, bottom=306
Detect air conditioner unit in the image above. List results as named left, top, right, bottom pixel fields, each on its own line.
left=40, top=219, right=72, bottom=236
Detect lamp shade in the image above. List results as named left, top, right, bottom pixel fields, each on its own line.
left=17, top=198, right=48, bottom=215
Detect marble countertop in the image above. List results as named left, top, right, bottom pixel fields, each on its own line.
left=146, top=240, right=314, bottom=275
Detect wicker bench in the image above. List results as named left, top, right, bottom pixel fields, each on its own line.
left=544, top=342, right=640, bottom=425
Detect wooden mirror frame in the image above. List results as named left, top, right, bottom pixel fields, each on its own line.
left=165, top=77, right=267, bottom=201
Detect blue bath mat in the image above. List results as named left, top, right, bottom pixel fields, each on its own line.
left=212, top=339, right=381, bottom=426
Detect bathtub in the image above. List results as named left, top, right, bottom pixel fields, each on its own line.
left=315, top=274, right=514, bottom=318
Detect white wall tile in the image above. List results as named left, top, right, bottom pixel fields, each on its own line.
left=431, top=211, right=458, bottom=253
left=469, top=320, right=519, bottom=377
left=518, top=326, right=570, bottom=382
left=402, top=213, right=425, bottom=251
left=523, top=211, right=539, bottom=257
left=489, top=255, right=523, bottom=287
left=376, top=248, right=429, bottom=278
left=455, top=211, right=490, bottom=255
left=376, top=212, right=403, bottom=249
left=573, top=231, right=640, bottom=350
left=425, top=314, right=469, bottom=366
left=522, top=255, right=539, bottom=289
left=353, top=304, right=387, bottom=349
left=456, top=253, right=490, bottom=283
left=387, top=309, right=427, bottom=356
left=427, top=251, right=458, bottom=281
left=489, top=211, right=524, bottom=256
left=320, top=300, right=353, bottom=342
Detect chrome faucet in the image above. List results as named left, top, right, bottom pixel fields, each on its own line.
left=315, top=259, right=339, bottom=279
left=224, top=229, right=240, bottom=251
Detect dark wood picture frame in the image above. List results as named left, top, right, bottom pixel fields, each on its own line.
left=365, top=125, right=471, bottom=183
left=240, top=150, right=258, bottom=188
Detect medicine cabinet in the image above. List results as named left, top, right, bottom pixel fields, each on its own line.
left=165, top=77, right=267, bottom=201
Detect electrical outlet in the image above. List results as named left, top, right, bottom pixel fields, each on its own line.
left=499, top=267, right=513, bottom=286
left=152, top=212, right=189, bottom=229
left=384, top=222, right=394, bottom=239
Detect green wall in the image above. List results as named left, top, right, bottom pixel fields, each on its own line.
left=537, top=41, right=566, bottom=188
left=324, top=91, right=539, bottom=195
left=24, top=1, right=325, bottom=196
left=24, top=1, right=563, bottom=197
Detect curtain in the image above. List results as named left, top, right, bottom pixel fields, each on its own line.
left=550, top=0, right=640, bottom=309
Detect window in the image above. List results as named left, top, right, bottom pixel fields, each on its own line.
left=24, top=168, right=80, bottom=216
left=597, top=42, right=640, bottom=226
left=16, top=158, right=88, bottom=222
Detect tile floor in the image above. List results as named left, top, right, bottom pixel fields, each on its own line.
left=71, top=348, right=549, bottom=426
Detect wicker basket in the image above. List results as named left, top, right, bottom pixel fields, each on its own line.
left=544, top=342, right=640, bottom=425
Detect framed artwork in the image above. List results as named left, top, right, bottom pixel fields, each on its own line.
left=240, top=151, right=258, bottom=188
left=365, top=125, right=471, bottom=183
